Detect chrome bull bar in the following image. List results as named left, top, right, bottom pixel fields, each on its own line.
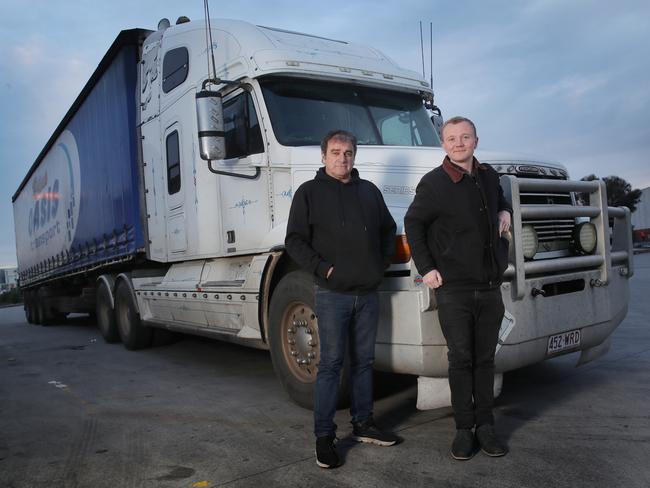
left=500, top=176, right=633, bottom=300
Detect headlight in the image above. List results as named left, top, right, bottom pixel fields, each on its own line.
left=574, top=222, right=597, bottom=254
left=521, top=224, right=538, bottom=259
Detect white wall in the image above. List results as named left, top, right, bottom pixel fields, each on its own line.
left=631, top=187, right=650, bottom=231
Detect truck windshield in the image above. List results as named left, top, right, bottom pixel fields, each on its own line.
left=260, top=77, right=441, bottom=147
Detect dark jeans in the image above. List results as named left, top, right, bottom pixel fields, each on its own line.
left=313, top=287, right=379, bottom=438
left=436, top=287, right=504, bottom=429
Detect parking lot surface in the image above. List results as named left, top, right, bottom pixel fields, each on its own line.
left=1, top=254, right=649, bottom=488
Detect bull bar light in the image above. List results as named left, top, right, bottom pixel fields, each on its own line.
left=574, top=222, right=597, bottom=254
left=521, top=225, right=538, bottom=259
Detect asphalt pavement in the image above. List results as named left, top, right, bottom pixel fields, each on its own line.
left=1, top=254, right=649, bottom=488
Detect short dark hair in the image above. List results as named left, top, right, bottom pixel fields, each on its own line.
left=320, top=130, right=357, bottom=155
left=441, top=116, right=477, bottom=139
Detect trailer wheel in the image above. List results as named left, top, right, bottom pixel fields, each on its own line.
left=96, top=282, right=120, bottom=343
left=32, top=295, right=44, bottom=325
left=39, top=305, right=56, bottom=326
left=115, top=280, right=152, bottom=350
left=268, top=270, right=348, bottom=409
left=24, top=291, right=35, bottom=324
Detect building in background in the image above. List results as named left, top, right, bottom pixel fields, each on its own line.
left=0, top=266, right=18, bottom=292
left=632, top=187, right=650, bottom=246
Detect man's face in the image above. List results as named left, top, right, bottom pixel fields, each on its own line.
left=441, top=121, right=478, bottom=166
left=322, top=139, right=355, bottom=182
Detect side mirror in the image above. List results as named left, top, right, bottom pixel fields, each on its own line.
left=430, top=105, right=443, bottom=140
left=196, top=89, right=225, bottom=160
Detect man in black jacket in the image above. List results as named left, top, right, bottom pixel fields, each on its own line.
left=285, top=130, right=398, bottom=469
left=404, top=117, right=512, bottom=460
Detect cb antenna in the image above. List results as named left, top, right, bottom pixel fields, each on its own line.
left=430, top=22, right=434, bottom=93
left=203, top=0, right=218, bottom=84
left=419, top=21, right=425, bottom=79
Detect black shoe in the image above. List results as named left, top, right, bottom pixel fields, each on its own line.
left=475, top=424, right=508, bottom=457
left=315, top=436, right=340, bottom=468
left=451, top=429, right=476, bottom=460
left=352, top=418, right=399, bottom=446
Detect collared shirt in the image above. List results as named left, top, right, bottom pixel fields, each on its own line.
left=442, top=156, right=487, bottom=183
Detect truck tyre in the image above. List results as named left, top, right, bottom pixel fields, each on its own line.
left=96, top=282, right=120, bottom=343
left=32, top=293, right=44, bottom=325
left=268, top=270, right=348, bottom=410
left=36, top=289, right=56, bottom=326
left=25, top=291, right=35, bottom=324
left=115, top=280, right=152, bottom=350
left=39, top=305, right=56, bottom=326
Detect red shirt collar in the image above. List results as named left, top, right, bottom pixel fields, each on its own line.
left=442, top=156, right=486, bottom=183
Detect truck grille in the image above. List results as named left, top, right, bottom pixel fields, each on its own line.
left=518, top=178, right=575, bottom=256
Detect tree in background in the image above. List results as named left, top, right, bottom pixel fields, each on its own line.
left=0, top=288, right=22, bottom=305
left=579, top=174, right=642, bottom=212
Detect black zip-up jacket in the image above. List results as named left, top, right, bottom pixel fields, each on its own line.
left=404, top=157, right=512, bottom=291
left=285, top=167, right=396, bottom=293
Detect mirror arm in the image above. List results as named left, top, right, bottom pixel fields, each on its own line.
left=202, top=77, right=243, bottom=90
left=206, top=161, right=261, bottom=180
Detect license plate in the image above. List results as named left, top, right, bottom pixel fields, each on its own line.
left=547, top=329, right=581, bottom=355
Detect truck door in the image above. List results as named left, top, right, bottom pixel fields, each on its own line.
left=218, top=89, right=271, bottom=253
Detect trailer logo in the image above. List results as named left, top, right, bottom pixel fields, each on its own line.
left=27, top=130, right=80, bottom=252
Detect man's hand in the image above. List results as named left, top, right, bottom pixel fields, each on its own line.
left=498, top=210, right=511, bottom=236
left=326, top=266, right=334, bottom=279
left=423, top=269, right=443, bottom=289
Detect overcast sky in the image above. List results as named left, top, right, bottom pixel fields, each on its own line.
left=1, top=0, right=649, bottom=266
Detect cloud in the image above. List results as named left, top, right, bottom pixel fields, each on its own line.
left=6, top=36, right=92, bottom=125
left=11, top=38, right=45, bottom=66
left=532, top=74, right=610, bottom=104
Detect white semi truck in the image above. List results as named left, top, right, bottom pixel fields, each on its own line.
left=12, top=17, right=633, bottom=408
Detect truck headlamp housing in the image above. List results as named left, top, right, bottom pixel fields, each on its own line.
left=574, top=222, right=597, bottom=254
left=521, top=225, right=538, bottom=259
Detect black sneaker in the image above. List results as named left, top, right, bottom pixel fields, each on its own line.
left=451, top=429, right=476, bottom=460
left=315, top=436, right=340, bottom=468
left=352, top=418, right=399, bottom=446
left=475, top=424, right=508, bottom=457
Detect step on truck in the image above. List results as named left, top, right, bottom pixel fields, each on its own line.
left=12, top=17, right=633, bottom=409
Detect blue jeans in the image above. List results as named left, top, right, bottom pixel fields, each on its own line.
left=313, top=287, right=379, bottom=438
left=435, top=287, right=505, bottom=429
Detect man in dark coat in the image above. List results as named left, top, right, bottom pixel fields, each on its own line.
left=285, top=129, right=398, bottom=469
left=404, top=116, right=512, bottom=460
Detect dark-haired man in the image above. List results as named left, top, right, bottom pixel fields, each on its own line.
left=285, top=129, right=398, bottom=469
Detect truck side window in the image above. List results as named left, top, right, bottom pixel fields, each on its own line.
left=162, top=47, right=189, bottom=93
left=166, top=131, right=181, bottom=194
left=223, top=92, right=264, bottom=159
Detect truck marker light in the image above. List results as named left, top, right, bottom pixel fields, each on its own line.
left=392, top=235, right=411, bottom=264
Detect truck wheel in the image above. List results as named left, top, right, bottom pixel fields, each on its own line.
left=268, top=270, right=348, bottom=409
left=32, top=288, right=57, bottom=326
left=25, top=291, right=35, bottom=324
left=115, top=280, right=152, bottom=350
left=96, top=282, right=120, bottom=343
left=39, top=304, right=56, bottom=326
left=32, top=296, right=44, bottom=325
